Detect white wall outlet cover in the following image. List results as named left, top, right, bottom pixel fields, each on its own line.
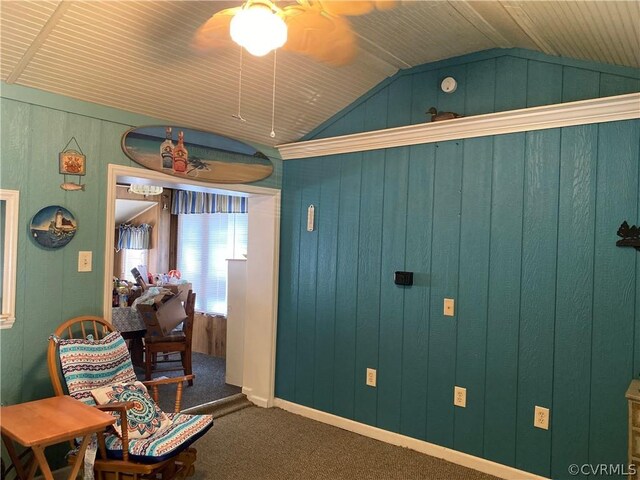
left=454, top=386, right=467, bottom=408
left=366, top=368, right=377, bottom=387
left=534, top=406, right=550, bottom=430
left=441, top=76, right=457, bottom=93
left=444, top=298, right=455, bottom=317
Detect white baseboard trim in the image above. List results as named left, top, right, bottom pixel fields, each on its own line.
left=273, top=398, right=549, bottom=480
left=243, top=387, right=269, bottom=408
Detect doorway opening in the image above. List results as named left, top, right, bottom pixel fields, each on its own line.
left=103, top=164, right=280, bottom=411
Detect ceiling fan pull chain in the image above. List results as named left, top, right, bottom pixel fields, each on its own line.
left=270, top=49, right=277, bottom=138
left=233, top=46, right=246, bottom=122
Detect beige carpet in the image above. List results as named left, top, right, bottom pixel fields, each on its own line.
left=134, top=352, right=241, bottom=412
left=190, top=407, right=500, bottom=480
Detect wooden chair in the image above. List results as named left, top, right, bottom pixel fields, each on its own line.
left=47, top=315, right=213, bottom=480
left=138, top=291, right=196, bottom=386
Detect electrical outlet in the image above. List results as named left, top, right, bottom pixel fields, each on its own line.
left=454, top=386, right=466, bottom=408
left=366, top=368, right=377, bottom=387
left=444, top=298, right=455, bottom=316
left=534, top=406, right=550, bottom=430
left=78, top=251, right=92, bottom=272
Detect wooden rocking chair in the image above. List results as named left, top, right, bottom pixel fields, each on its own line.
left=47, top=316, right=213, bottom=480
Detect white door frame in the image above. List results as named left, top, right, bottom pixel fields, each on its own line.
left=103, top=164, right=281, bottom=407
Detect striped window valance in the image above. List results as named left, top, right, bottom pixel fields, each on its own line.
left=171, top=190, right=248, bottom=215
left=117, top=223, right=152, bottom=250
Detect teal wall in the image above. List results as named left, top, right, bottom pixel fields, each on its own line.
left=306, top=48, right=640, bottom=140
left=275, top=50, right=640, bottom=479
left=0, top=83, right=281, bottom=407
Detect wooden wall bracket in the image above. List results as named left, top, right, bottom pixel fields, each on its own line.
left=616, top=221, right=640, bottom=250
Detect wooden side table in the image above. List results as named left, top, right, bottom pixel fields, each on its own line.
left=0, top=396, right=115, bottom=480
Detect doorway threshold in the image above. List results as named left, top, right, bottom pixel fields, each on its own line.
left=184, top=393, right=252, bottom=418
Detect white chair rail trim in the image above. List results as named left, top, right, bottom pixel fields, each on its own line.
left=277, top=92, right=640, bottom=160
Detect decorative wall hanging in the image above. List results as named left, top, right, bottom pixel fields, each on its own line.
left=427, top=107, right=463, bottom=122
left=121, top=126, right=273, bottom=184
left=30, top=205, right=77, bottom=249
left=59, top=137, right=86, bottom=191
left=617, top=221, right=640, bottom=251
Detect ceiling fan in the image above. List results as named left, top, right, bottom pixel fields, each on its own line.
left=192, top=0, right=396, bottom=66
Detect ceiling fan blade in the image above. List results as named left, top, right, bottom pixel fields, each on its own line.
left=373, top=1, right=397, bottom=12
left=282, top=5, right=357, bottom=66
left=192, top=7, right=240, bottom=51
left=315, top=0, right=397, bottom=17
left=316, top=1, right=374, bottom=17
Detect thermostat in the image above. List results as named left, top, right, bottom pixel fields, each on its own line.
left=394, top=271, right=413, bottom=286
left=307, top=205, right=315, bottom=232
left=441, top=76, right=457, bottom=93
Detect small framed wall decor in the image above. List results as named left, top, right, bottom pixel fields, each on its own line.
left=59, top=136, right=86, bottom=191
left=59, top=149, right=86, bottom=176
left=30, top=205, right=77, bottom=249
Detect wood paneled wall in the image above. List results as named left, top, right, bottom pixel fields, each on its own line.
left=307, top=49, right=640, bottom=141
left=192, top=312, right=226, bottom=358
left=0, top=82, right=281, bottom=469
left=276, top=50, right=640, bottom=479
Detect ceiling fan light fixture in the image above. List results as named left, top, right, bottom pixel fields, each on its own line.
left=128, top=184, right=163, bottom=196
left=230, top=1, right=287, bottom=57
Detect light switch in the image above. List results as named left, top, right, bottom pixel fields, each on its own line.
left=78, top=251, right=92, bottom=272
left=444, top=298, right=455, bottom=316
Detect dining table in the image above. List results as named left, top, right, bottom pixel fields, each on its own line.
left=111, top=306, right=145, bottom=366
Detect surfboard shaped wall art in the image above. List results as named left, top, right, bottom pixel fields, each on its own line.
left=122, top=126, right=273, bottom=184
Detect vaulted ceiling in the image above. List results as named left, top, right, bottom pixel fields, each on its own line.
left=2, top=1, right=638, bottom=148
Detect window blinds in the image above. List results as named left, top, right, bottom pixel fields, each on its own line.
left=176, top=213, right=248, bottom=315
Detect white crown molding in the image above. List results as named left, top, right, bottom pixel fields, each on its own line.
left=273, top=398, right=549, bottom=480
left=277, top=93, right=640, bottom=160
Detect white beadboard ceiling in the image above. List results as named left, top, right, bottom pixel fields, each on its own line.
left=1, top=1, right=638, bottom=148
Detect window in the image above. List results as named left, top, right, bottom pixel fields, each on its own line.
left=0, top=189, right=19, bottom=328
left=121, top=249, right=148, bottom=282
left=177, top=213, right=247, bottom=315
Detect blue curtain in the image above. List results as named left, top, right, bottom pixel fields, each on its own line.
left=171, top=190, right=248, bottom=214
left=117, top=223, right=152, bottom=250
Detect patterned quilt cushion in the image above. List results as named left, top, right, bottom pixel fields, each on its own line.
left=58, top=332, right=137, bottom=405
left=104, top=413, right=214, bottom=463
left=91, top=381, right=171, bottom=439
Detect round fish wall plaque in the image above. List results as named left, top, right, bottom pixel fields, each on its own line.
left=121, top=126, right=274, bottom=184
left=30, top=205, right=77, bottom=249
